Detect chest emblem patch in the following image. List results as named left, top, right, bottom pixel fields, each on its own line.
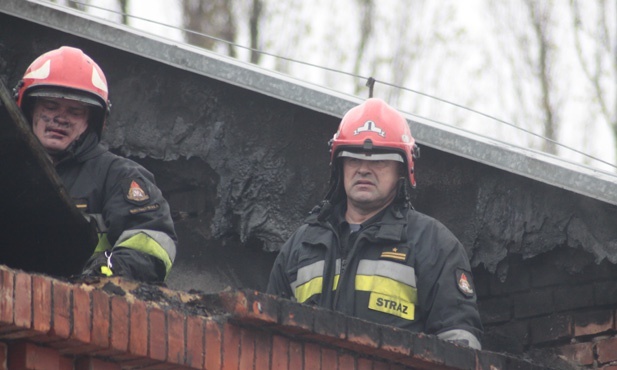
left=456, top=269, right=475, bottom=297
left=368, top=292, right=415, bottom=321
left=127, top=180, right=150, bottom=202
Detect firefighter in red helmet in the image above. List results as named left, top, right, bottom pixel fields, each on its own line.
left=15, top=46, right=177, bottom=282
left=267, top=98, right=483, bottom=349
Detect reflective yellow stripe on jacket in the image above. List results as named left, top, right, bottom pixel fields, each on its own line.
left=292, top=260, right=341, bottom=303
left=88, top=212, right=175, bottom=276
left=356, top=260, right=417, bottom=320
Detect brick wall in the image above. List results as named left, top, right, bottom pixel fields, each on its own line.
left=475, top=250, right=617, bottom=369
left=0, top=265, right=555, bottom=370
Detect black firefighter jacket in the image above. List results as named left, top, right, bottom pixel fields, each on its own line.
left=267, top=201, right=483, bottom=347
left=55, top=132, right=177, bottom=282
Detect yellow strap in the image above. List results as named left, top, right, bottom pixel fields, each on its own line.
left=100, top=266, right=113, bottom=277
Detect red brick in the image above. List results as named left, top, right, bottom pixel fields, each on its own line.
left=271, top=334, right=288, bottom=370
left=239, top=328, right=256, bottom=370
left=0, top=270, right=14, bottom=326
left=557, top=342, right=594, bottom=366
left=373, top=361, right=389, bottom=370
left=280, top=300, right=314, bottom=334
left=254, top=328, right=271, bottom=370
left=289, top=340, right=303, bottom=370
left=347, top=318, right=380, bottom=350
left=357, top=357, right=373, bottom=370
left=72, top=288, right=92, bottom=343
left=304, top=342, right=320, bottom=370
left=8, top=341, right=67, bottom=369
left=381, top=327, right=412, bottom=356
left=597, top=336, right=617, bottom=364
left=600, top=366, right=617, bottom=370
left=338, top=352, right=355, bottom=369
left=222, top=322, right=240, bottom=370
left=14, top=273, right=32, bottom=329
left=91, top=290, right=110, bottom=350
left=129, top=300, right=148, bottom=357
left=148, top=306, right=167, bottom=361
left=219, top=291, right=278, bottom=325
left=0, top=342, right=7, bottom=370
left=314, top=309, right=347, bottom=341
left=204, top=319, right=222, bottom=370
left=574, top=310, right=614, bottom=337
left=75, top=357, right=121, bottom=370
left=185, top=316, right=204, bottom=368
left=60, top=355, right=73, bottom=369
left=32, top=276, right=52, bottom=334
left=322, top=348, right=337, bottom=370
left=110, top=296, right=129, bottom=352
left=167, top=310, right=185, bottom=364
left=52, top=281, right=72, bottom=339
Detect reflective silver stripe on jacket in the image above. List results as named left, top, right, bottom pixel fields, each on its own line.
left=116, top=229, right=177, bottom=262
left=356, top=260, right=416, bottom=287
left=437, top=329, right=482, bottom=350
left=290, top=259, right=342, bottom=295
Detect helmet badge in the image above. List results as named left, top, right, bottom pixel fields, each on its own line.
left=353, top=120, right=386, bottom=137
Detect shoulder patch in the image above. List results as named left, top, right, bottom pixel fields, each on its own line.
left=456, top=268, right=475, bottom=298
left=123, top=178, right=150, bottom=204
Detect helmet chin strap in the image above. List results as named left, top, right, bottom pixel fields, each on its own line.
left=395, top=177, right=414, bottom=210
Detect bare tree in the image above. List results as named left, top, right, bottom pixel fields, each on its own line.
left=352, top=0, right=374, bottom=95
left=487, top=0, right=562, bottom=154
left=570, top=0, right=617, bottom=162
left=249, top=0, right=263, bottom=64
left=526, top=0, right=559, bottom=154
left=182, top=0, right=238, bottom=58
left=118, top=0, right=129, bottom=25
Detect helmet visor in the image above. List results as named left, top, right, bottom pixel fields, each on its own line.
left=27, top=87, right=103, bottom=108
left=338, top=150, right=404, bottom=162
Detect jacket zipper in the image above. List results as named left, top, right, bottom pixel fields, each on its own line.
left=332, top=225, right=377, bottom=311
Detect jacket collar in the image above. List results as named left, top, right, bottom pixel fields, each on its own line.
left=304, top=200, right=408, bottom=244
left=55, top=131, right=106, bottom=165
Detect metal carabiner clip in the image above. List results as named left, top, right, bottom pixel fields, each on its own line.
left=104, top=250, right=113, bottom=269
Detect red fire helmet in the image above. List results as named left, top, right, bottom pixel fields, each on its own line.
left=15, top=46, right=110, bottom=137
left=329, top=98, right=419, bottom=188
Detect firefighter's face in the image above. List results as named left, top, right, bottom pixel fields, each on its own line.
left=343, top=157, right=400, bottom=212
left=32, top=97, right=90, bottom=154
